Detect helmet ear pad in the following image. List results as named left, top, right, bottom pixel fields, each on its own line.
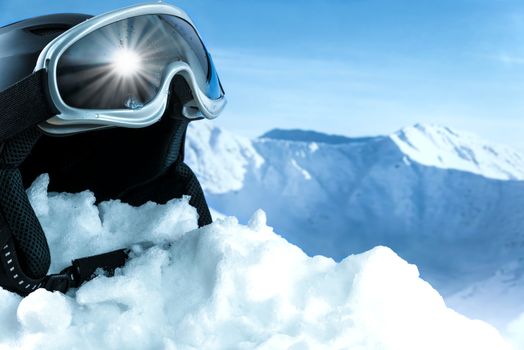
left=0, top=127, right=50, bottom=280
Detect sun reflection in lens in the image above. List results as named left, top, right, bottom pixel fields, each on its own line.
left=112, top=48, right=141, bottom=77
left=58, top=15, right=181, bottom=109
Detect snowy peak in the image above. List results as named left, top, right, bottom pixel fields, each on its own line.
left=188, top=122, right=524, bottom=187
left=390, top=124, right=524, bottom=181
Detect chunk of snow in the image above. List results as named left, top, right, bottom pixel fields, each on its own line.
left=309, top=142, right=319, bottom=153
left=29, top=174, right=199, bottom=273
left=0, top=176, right=516, bottom=349
left=17, top=289, right=72, bottom=332
left=248, top=209, right=268, bottom=232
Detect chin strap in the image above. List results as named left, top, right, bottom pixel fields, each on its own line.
left=0, top=70, right=56, bottom=144
left=43, top=249, right=129, bottom=293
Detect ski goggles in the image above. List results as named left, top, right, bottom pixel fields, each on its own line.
left=0, top=3, right=226, bottom=140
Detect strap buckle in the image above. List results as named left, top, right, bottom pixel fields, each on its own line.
left=43, top=249, right=129, bottom=294
left=43, top=266, right=77, bottom=293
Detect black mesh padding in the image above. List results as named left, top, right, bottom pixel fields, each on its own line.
left=174, top=162, right=213, bottom=227
left=119, top=162, right=212, bottom=227
left=0, top=127, right=41, bottom=168
left=0, top=128, right=50, bottom=279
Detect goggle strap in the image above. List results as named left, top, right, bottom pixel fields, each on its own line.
left=0, top=69, right=56, bottom=143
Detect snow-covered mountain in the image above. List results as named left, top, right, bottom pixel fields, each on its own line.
left=391, top=124, right=524, bottom=180
left=185, top=121, right=524, bottom=328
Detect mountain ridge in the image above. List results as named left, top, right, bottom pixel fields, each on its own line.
left=259, top=128, right=380, bottom=145
left=391, top=123, right=524, bottom=181
left=258, top=123, right=524, bottom=181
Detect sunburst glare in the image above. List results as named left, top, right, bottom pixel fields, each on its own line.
left=112, top=48, right=141, bottom=77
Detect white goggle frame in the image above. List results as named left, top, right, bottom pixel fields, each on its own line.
left=34, top=3, right=227, bottom=135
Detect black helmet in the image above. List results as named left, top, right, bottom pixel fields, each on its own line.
left=0, top=14, right=92, bottom=91
left=0, top=10, right=217, bottom=296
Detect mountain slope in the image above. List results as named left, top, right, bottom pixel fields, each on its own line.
left=185, top=121, right=524, bottom=327
left=185, top=123, right=264, bottom=194
left=447, top=257, right=524, bottom=330
left=391, top=123, right=524, bottom=180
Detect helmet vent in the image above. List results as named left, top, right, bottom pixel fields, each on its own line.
left=26, top=25, right=68, bottom=37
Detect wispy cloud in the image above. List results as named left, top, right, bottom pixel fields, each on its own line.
left=212, top=47, right=524, bottom=153
left=494, top=53, right=524, bottom=65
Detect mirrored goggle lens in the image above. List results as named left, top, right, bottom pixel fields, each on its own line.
left=56, top=14, right=223, bottom=110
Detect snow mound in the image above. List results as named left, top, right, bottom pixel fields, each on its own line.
left=391, top=124, right=524, bottom=180
left=0, top=175, right=514, bottom=349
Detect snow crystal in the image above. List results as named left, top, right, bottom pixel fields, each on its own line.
left=0, top=176, right=516, bottom=349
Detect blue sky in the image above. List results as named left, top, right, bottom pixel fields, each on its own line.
left=1, top=0, right=523, bottom=149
